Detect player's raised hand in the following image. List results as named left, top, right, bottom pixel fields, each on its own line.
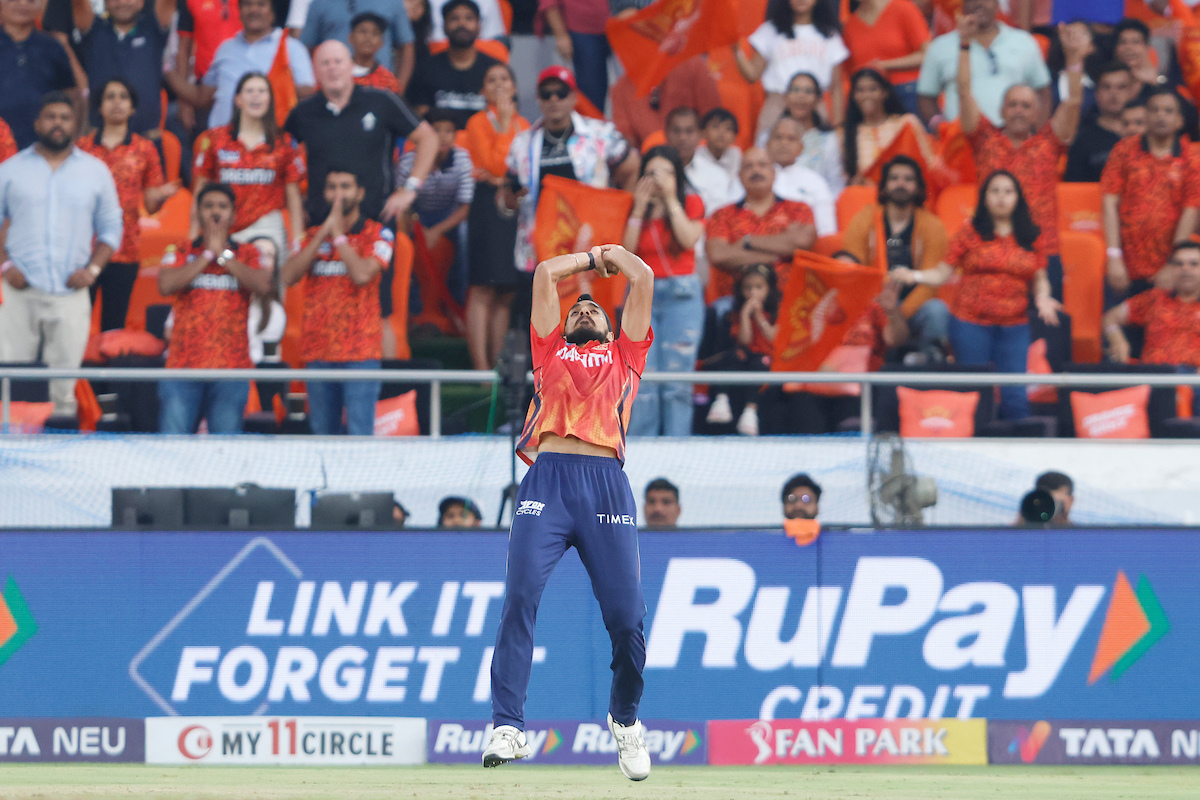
left=594, top=245, right=620, bottom=278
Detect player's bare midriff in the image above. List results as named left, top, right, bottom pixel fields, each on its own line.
left=535, top=433, right=618, bottom=460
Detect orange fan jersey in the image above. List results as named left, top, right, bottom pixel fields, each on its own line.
left=517, top=324, right=654, bottom=466
left=300, top=218, right=392, bottom=362
left=193, top=126, right=305, bottom=232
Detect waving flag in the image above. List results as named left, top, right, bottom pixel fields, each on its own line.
left=268, top=32, right=298, bottom=128
left=1170, top=0, right=1200, bottom=105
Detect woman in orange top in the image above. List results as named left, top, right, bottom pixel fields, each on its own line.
left=840, top=0, right=930, bottom=115
left=841, top=68, right=937, bottom=188
left=893, top=171, right=1062, bottom=421
left=76, top=77, right=180, bottom=330
left=464, top=62, right=530, bottom=370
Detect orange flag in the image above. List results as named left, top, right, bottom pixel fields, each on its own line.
left=935, top=119, right=977, bottom=187
left=1170, top=0, right=1200, bottom=104
left=607, top=0, right=762, bottom=98
left=772, top=251, right=883, bottom=373
left=534, top=176, right=634, bottom=320
left=268, top=32, right=298, bottom=128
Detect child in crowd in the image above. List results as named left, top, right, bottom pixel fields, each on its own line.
left=705, top=263, right=781, bottom=436
left=349, top=12, right=403, bottom=94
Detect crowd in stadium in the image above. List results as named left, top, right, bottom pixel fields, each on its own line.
left=2, top=0, right=1200, bottom=438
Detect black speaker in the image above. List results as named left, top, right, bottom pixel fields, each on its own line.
left=111, top=488, right=185, bottom=529
left=183, top=486, right=296, bottom=529
left=311, top=492, right=396, bottom=529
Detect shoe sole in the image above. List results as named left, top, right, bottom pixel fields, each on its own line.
left=482, top=748, right=532, bottom=768
left=618, top=762, right=650, bottom=781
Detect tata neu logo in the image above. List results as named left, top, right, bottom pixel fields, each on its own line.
left=1088, top=571, right=1169, bottom=685
left=1008, top=721, right=1052, bottom=763
left=0, top=576, right=37, bottom=667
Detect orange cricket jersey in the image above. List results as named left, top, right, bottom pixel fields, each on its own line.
left=516, top=324, right=654, bottom=466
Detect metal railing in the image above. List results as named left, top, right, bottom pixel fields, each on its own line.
left=2, top=366, right=1199, bottom=437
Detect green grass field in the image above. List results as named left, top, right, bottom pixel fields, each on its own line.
left=0, top=764, right=1194, bottom=800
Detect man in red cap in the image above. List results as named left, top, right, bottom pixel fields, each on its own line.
left=499, top=65, right=640, bottom=275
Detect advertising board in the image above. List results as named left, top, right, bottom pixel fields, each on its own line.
left=988, top=720, right=1200, bottom=765
left=427, top=719, right=705, bottom=765
left=708, top=718, right=987, bottom=765
left=0, top=718, right=143, bottom=762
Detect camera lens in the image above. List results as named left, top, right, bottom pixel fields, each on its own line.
left=1020, top=489, right=1058, bottom=524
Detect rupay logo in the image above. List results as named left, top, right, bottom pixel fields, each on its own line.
left=0, top=576, right=37, bottom=667
left=1088, top=571, right=1169, bottom=684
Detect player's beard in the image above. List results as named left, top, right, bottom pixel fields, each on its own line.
left=564, top=324, right=608, bottom=346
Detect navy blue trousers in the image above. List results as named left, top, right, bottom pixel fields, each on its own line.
left=491, top=452, right=646, bottom=729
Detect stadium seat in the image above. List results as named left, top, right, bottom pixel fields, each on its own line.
left=1056, top=183, right=1103, bottom=236
left=934, top=183, right=976, bottom=237
left=836, top=185, right=875, bottom=231
left=160, top=129, right=182, bottom=184
left=1059, top=230, right=1105, bottom=363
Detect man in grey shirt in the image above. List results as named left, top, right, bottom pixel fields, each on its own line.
left=0, top=92, right=122, bottom=416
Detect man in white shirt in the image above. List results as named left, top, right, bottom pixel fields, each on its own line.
left=684, top=107, right=744, bottom=215
left=766, top=116, right=835, bottom=237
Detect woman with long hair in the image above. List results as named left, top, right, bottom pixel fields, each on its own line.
left=623, top=145, right=706, bottom=437
left=840, top=0, right=930, bottom=115
left=893, top=171, right=1062, bottom=420
left=76, top=77, right=180, bottom=331
left=464, top=62, right=530, bottom=370
left=760, top=71, right=843, bottom=193
left=735, top=0, right=849, bottom=140
left=192, top=72, right=306, bottom=256
left=841, top=68, right=936, bottom=187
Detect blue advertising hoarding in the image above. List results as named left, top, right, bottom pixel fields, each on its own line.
left=0, top=530, right=1195, bottom=721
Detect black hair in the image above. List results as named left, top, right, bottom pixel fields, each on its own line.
left=573, top=293, right=613, bottom=333
left=350, top=10, right=388, bottom=32
left=700, top=107, right=739, bottom=134
left=783, top=72, right=830, bottom=131
left=230, top=71, right=279, bottom=148
left=424, top=107, right=462, bottom=129
left=94, top=77, right=140, bottom=114
left=324, top=165, right=363, bottom=186
left=843, top=68, right=907, bottom=179
left=1145, top=85, right=1184, bottom=115
left=766, top=0, right=840, bottom=39
left=972, top=170, right=1040, bottom=252
left=438, top=496, right=481, bottom=525
left=1113, top=18, right=1150, bottom=45
left=441, top=0, right=481, bottom=20
left=1122, top=98, right=1147, bottom=112
left=1170, top=240, right=1200, bottom=260
left=645, top=478, right=679, bottom=501
left=640, top=144, right=692, bottom=211
left=196, top=182, right=237, bottom=207
left=665, top=106, right=699, bottom=129
left=1095, top=61, right=1133, bottom=82
left=39, top=90, right=75, bottom=115
left=733, top=263, right=781, bottom=318
left=1035, top=471, right=1073, bottom=495
left=782, top=473, right=823, bottom=503
left=878, top=154, right=927, bottom=208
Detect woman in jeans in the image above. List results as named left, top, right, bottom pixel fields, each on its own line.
left=893, top=170, right=1062, bottom=420
left=624, top=145, right=706, bottom=436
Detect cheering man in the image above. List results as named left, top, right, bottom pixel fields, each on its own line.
left=483, top=244, right=654, bottom=781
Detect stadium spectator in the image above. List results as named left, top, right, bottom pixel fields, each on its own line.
left=840, top=0, right=930, bottom=115
left=464, top=62, right=528, bottom=370
left=1113, top=19, right=1168, bottom=101
left=1101, top=87, right=1200, bottom=300
left=916, top=0, right=1050, bottom=127
left=246, top=235, right=286, bottom=364
left=705, top=263, right=779, bottom=436
left=77, top=78, right=180, bottom=332
left=959, top=18, right=1088, bottom=300
left=842, top=68, right=935, bottom=190
left=0, top=0, right=77, bottom=148
left=392, top=498, right=409, bottom=526
left=686, top=108, right=744, bottom=216
left=428, top=0, right=504, bottom=43
left=192, top=73, right=307, bottom=256
left=282, top=168, right=391, bottom=435
left=166, top=0, right=316, bottom=129
left=0, top=93, right=121, bottom=416
left=1103, top=242, right=1200, bottom=368
left=400, top=0, right=434, bottom=80
left=1064, top=63, right=1134, bottom=183
left=842, top=155, right=950, bottom=358
left=1120, top=98, right=1147, bottom=139
left=438, top=495, right=482, bottom=527
left=736, top=0, right=849, bottom=137
left=781, top=472, right=821, bottom=520
left=0, top=116, right=15, bottom=162
left=705, top=147, right=816, bottom=301
left=175, top=0, right=244, bottom=85
left=663, top=107, right=702, bottom=181
left=893, top=171, right=1061, bottom=421
left=350, top=11, right=404, bottom=94
left=610, top=56, right=720, bottom=152
left=286, top=40, right=437, bottom=355
left=541, top=0, right=613, bottom=111
left=156, top=182, right=271, bottom=433
left=767, top=116, right=836, bottom=236
left=1034, top=471, right=1073, bottom=526
left=500, top=66, right=639, bottom=274
left=766, top=72, right=842, bottom=194
left=400, top=108, right=475, bottom=306
left=62, top=0, right=173, bottom=137
left=643, top=477, right=681, bottom=528
left=301, top=0, right=416, bottom=95
left=405, top=0, right=500, bottom=127
left=624, top=145, right=705, bottom=437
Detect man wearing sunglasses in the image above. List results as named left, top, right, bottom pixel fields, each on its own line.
left=499, top=66, right=640, bottom=274
left=782, top=472, right=822, bottom=521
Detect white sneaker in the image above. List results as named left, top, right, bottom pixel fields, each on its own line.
left=736, top=404, right=759, bottom=436
left=706, top=393, right=733, bottom=424
left=482, top=725, right=532, bottom=768
left=607, top=714, right=651, bottom=781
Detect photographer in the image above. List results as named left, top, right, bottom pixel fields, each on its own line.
left=1017, top=471, right=1074, bottom=526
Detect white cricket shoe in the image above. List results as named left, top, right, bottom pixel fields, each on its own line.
left=736, top=404, right=759, bottom=436
left=482, top=725, right=532, bottom=768
left=607, top=714, right=651, bottom=781
left=707, top=392, right=733, bottom=424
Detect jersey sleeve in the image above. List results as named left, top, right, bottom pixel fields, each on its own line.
left=193, top=130, right=219, bottom=179
left=364, top=223, right=395, bottom=268
left=705, top=206, right=736, bottom=242
left=946, top=227, right=973, bottom=269
left=142, top=139, right=166, bottom=188
left=616, top=328, right=654, bottom=375
left=237, top=242, right=267, bottom=269
left=1099, top=140, right=1128, bottom=196
left=282, top=135, right=306, bottom=183
left=1124, top=290, right=1154, bottom=326
left=530, top=324, right=563, bottom=370
left=685, top=192, right=705, bottom=220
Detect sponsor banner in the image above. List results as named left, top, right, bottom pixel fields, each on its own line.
left=0, top=531, right=1198, bottom=720
left=989, top=720, right=1200, bottom=764
left=427, top=719, right=705, bottom=765
left=0, top=718, right=143, bottom=762
left=145, top=716, right=425, bottom=765
left=709, top=718, right=987, bottom=765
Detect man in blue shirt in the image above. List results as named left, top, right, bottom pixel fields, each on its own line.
left=0, top=93, right=123, bottom=416
left=301, top=0, right=415, bottom=95
left=0, top=0, right=78, bottom=147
